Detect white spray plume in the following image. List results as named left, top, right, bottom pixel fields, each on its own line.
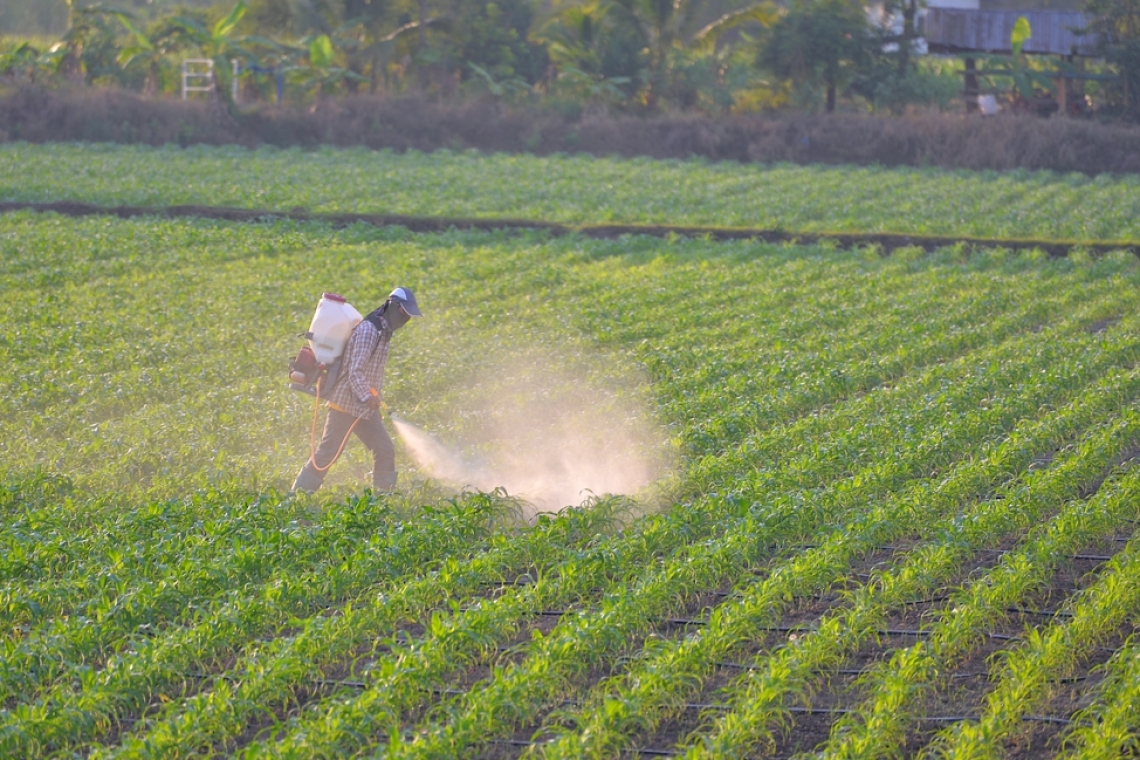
left=390, top=415, right=482, bottom=486
left=391, top=355, right=673, bottom=515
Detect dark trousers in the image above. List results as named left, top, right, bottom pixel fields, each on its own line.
left=292, top=408, right=396, bottom=493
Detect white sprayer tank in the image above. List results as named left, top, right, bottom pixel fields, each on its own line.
left=307, top=293, right=363, bottom=364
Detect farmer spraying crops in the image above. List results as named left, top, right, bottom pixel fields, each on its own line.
left=291, top=287, right=422, bottom=493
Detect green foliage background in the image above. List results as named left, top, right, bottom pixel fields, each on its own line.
left=0, top=0, right=975, bottom=116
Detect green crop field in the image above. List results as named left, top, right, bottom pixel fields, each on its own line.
left=4, top=145, right=1140, bottom=759
left=4, top=142, right=1140, bottom=241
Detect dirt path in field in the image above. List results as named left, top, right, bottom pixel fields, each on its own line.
left=2, top=200, right=1137, bottom=258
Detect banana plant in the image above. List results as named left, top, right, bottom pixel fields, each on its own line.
left=286, top=33, right=368, bottom=110
left=611, top=0, right=772, bottom=106
left=692, top=1, right=781, bottom=49
left=169, top=0, right=256, bottom=102
left=364, top=16, right=444, bottom=93
left=969, top=15, right=1061, bottom=102
left=114, top=13, right=180, bottom=95
left=0, top=42, right=49, bottom=82
left=49, top=0, right=127, bottom=83
left=550, top=65, right=632, bottom=103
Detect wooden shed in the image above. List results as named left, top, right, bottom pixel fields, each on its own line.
left=922, top=8, right=1104, bottom=114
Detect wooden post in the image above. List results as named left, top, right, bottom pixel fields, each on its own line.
left=1071, top=55, right=1086, bottom=115
left=1056, top=71, right=1067, bottom=116
left=964, top=57, right=979, bottom=113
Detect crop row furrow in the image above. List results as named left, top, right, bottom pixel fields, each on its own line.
left=680, top=411, right=1140, bottom=760
left=626, top=248, right=1006, bottom=368
left=715, top=301, right=1139, bottom=514
left=525, top=365, right=1140, bottom=759
left=926, top=523, right=1140, bottom=759
left=1055, top=640, right=1140, bottom=759
left=813, top=469, right=1140, bottom=758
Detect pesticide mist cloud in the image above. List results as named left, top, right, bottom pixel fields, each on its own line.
left=392, top=354, right=673, bottom=514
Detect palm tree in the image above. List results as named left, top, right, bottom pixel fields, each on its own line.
left=606, top=0, right=774, bottom=107
left=610, top=0, right=692, bottom=104
left=532, top=0, right=612, bottom=76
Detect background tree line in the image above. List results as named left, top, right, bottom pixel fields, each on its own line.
left=0, top=0, right=1137, bottom=118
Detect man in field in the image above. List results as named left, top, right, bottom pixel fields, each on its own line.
left=291, top=287, right=422, bottom=493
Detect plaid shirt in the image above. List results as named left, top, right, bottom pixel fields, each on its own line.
left=326, top=316, right=392, bottom=419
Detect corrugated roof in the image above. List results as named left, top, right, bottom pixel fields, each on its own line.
left=923, top=8, right=1099, bottom=56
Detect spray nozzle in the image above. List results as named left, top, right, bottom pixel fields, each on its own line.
left=370, top=388, right=389, bottom=415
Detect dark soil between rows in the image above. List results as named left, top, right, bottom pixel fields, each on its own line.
left=518, top=515, right=1134, bottom=760
left=2, top=200, right=1137, bottom=258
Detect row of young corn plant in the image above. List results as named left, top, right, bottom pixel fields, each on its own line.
left=1057, top=640, right=1140, bottom=758
left=313, top=311, right=1140, bottom=758
left=0, top=492, right=521, bottom=757
left=0, top=483, right=322, bottom=584
left=0, top=483, right=115, bottom=584
left=807, top=451, right=1140, bottom=758
left=925, top=507, right=1140, bottom=759
left=89, top=498, right=628, bottom=759
left=521, top=361, right=1140, bottom=759
left=198, top=275, right=1090, bottom=758
left=0, top=485, right=510, bottom=626
left=0, top=487, right=405, bottom=610
left=679, top=408, right=1140, bottom=760
left=593, top=246, right=1012, bottom=459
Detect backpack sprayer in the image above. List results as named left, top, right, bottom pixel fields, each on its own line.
left=288, top=293, right=363, bottom=397
left=289, top=293, right=367, bottom=474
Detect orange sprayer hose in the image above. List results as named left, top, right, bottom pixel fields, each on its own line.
left=307, top=377, right=361, bottom=474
